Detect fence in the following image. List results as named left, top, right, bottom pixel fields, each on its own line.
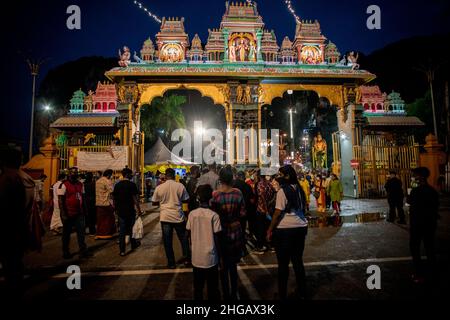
left=58, top=145, right=112, bottom=171
left=353, top=135, right=420, bottom=198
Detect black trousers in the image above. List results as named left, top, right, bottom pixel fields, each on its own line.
left=220, top=257, right=239, bottom=300
left=273, top=227, right=307, bottom=300
left=193, top=265, right=220, bottom=301
left=255, top=212, right=269, bottom=249
left=388, top=198, right=405, bottom=222
left=410, top=225, right=436, bottom=277
left=62, top=215, right=87, bottom=255
left=0, top=247, right=24, bottom=299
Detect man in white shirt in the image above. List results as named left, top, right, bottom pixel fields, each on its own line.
left=186, top=184, right=222, bottom=301
left=152, top=168, right=190, bottom=268
left=197, top=164, right=219, bottom=191
left=50, top=173, right=66, bottom=234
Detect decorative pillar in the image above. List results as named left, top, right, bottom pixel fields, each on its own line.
left=223, top=28, right=230, bottom=62
left=420, top=134, right=446, bottom=190
left=320, top=44, right=325, bottom=63
left=256, top=30, right=263, bottom=62
left=117, top=82, right=141, bottom=172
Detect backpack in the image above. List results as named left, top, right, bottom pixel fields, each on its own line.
left=281, top=184, right=307, bottom=222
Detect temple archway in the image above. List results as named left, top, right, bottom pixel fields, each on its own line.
left=140, top=89, right=227, bottom=156
left=262, top=90, right=339, bottom=169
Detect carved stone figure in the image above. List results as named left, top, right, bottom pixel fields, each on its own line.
left=347, top=51, right=360, bottom=70
left=118, top=46, right=131, bottom=67
left=229, top=42, right=236, bottom=62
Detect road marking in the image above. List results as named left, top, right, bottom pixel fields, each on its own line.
left=164, top=268, right=181, bottom=300
left=237, top=268, right=261, bottom=300
left=50, top=256, right=417, bottom=279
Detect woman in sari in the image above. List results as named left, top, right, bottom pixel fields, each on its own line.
left=314, top=175, right=326, bottom=213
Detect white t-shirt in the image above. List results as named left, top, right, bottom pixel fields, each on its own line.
left=152, top=179, right=189, bottom=223
left=275, top=187, right=308, bottom=229
left=186, top=207, right=222, bottom=268
left=197, top=171, right=220, bottom=190
left=52, top=181, right=63, bottom=209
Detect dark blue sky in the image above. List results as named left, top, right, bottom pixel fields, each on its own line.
left=2, top=0, right=449, bottom=149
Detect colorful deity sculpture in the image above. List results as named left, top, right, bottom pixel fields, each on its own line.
left=312, top=132, right=327, bottom=169
left=229, top=41, right=237, bottom=62
left=347, top=51, right=360, bottom=70
left=118, top=46, right=131, bottom=67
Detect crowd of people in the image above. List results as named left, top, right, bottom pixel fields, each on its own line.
left=149, top=163, right=346, bottom=300
left=0, top=145, right=441, bottom=300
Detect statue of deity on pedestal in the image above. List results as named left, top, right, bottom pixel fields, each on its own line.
left=312, top=132, right=327, bottom=169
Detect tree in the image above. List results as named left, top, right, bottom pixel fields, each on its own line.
left=405, top=90, right=433, bottom=143
left=140, top=95, right=187, bottom=150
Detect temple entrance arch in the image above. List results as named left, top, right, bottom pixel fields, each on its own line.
left=138, top=83, right=231, bottom=122
left=261, top=89, right=339, bottom=171
left=140, top=88, right=228, bottom=153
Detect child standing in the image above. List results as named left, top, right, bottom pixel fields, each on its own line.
left=186, top=184, right=222, bottom=301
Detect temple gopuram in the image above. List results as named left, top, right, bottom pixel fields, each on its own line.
left=48, top=1, right=429, bottom=198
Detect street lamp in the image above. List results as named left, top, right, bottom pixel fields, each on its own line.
left=24, top=56, right=47, bottom=160
left=43, top=105, right=53, bottom=137
left=286, top=90, right=296, bottom=157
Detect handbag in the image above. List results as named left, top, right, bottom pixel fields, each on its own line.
left=132, top=216, right=144, bottom=239
left=313, top=191, right=320, bottom=199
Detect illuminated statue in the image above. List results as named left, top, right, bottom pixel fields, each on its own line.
left=243, top=86, right=252, bottom=105
left=312, top=132, right=327, bottom=169
left=347, top=51, right=360, bottom=70
left=237, top=39, right=248, bottom=62
left=118, top=46, right=131, bottom=67
left=84, top=90, right=94, bottom=112
left=229, top=41, right=237, bottom=62
left=236, top=85, right=244, bottom=104
left=248, top=42, right=256, bottom=62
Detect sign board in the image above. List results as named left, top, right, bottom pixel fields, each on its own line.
left=350, top=159, right=360, bottom=169
left=77, top=146, right=128, bottom=171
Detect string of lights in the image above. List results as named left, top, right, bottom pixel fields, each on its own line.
left=284, top=0, right=301, bottom=24
left=133, top=1, right=162, bottom=24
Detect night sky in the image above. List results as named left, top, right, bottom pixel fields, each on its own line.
left=1, top=0, right=449, bottom=151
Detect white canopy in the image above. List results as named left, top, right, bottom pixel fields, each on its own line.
left=144, top=137, right=197, bottom=165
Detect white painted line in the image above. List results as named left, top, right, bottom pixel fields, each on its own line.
left=50, top=256, right=417, bottom=279
left=163, top=268, right=181, bottom=300
left=238, top=268, right=262, bottom=300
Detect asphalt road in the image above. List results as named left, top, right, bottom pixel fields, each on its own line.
left=9, top=197, right=450, bottom=301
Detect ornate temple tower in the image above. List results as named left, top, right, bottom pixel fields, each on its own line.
left=280, top=36, right=296, bottom=64
left=205, top=29, right=225, bottom=62
left=325, top=41, right=341, bottom=64
left=220, top=1, right=264, bottom=63
left=155, top=17, right=189, bottom=62
left=260, top=30, right=280, bottom=63
left=187, top=34, right=204, bottom=62
left=293, top=20, right=327, bottom=64
left=140, top=38, right=155, bottom=62
left=69, top=89, right=85, bottom=114
left=92, top=82, right=118, bottom=113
